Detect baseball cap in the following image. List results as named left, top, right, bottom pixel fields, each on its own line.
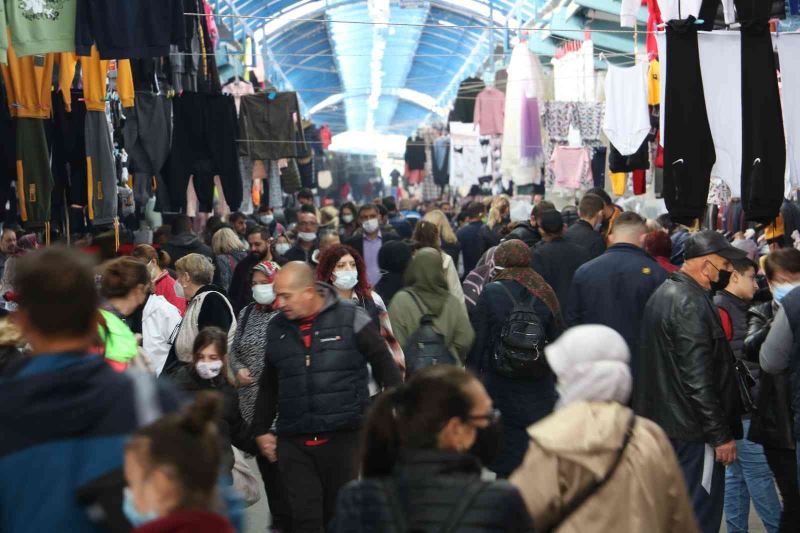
left=539, top=210, right=564, bottom=234
left=683, top=230, right=747, bottom=261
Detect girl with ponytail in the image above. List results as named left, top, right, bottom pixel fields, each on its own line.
left=122, top=391, right=235, bottom=532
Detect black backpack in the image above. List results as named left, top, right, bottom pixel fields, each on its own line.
left=491, top=282, right=550, bottom=379
left=402, top=290, right=457, bottom=375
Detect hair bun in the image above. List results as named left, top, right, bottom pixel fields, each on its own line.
left=180, top=391, right=223, bottom=435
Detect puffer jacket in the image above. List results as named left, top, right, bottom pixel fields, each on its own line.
left=510, top=402, right=699, bottom=533
left=633, top=272, right=743, bottom=446
left=330, top=450, right=534, bottom=533
left=744, top=301, right=795, bottom=449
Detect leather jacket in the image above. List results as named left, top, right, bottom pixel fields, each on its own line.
left=745, top=301, right=795, bottom=449
left=633, top=272, right=743, bottom=446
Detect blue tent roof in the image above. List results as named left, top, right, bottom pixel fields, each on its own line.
left=214, top=0, right=652, bottom=134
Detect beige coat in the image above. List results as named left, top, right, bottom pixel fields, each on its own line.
left=510, top=402, right=699, bottom=533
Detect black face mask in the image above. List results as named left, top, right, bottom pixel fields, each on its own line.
left=706, top=261, right=732, bottom=292
left=467, top=419, right=503, bottom=468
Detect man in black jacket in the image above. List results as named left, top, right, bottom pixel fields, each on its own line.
left=345, top=204, right=399, bottom=286
left=457, top=202, right=500, bottom=275
left=164, top=214, right=212, bottom=266
left=283, top=206, right=319, bottom=264
left=503, top=201, right=554, bottom=249
left=530, top=210, right=591, bottom=307
left=229, top=226, right=275, bottom=313
left=634, top=231, right=746, bottom=533
left=253, top=262, right=402, bottom=532
left=564, top=194, right=606, bottom=259
left=565, top=212, right=666, bottom=373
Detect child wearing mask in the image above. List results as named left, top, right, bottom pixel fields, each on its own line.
left=123, top=391, right=235, bottom=532
left=168, top=328, right=255, bottom=475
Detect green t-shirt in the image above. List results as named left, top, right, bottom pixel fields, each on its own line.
left=6, top=0, right=77, bottom=57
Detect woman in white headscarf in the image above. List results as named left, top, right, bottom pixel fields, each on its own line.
left=510, top=325, right=699, bottom=533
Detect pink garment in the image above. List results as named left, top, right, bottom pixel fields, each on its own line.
left=204, top=1, right=218, bottom=48
left=549, top=146, right=592, bottom=190
left=474, top=87, right=506, bottom=136
left=222, top=80, right=255, bottom=113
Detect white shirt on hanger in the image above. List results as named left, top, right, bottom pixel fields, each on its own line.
left=657, top=0, right=736, bottom=24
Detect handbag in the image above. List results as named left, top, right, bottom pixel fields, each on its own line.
left=734, top=359, right=758, bottom=414
left=542, top=413, right=636, bottom=532
left=231, top=447, right=261, bottom=507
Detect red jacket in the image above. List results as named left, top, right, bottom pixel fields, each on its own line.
left=154, top=270, right=187, bottom=315
left=133, top=511, right=234, bottom=533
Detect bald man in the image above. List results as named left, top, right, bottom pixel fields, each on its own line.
left=634, top=231, right=747, bottom=533
left=252, top=262, right=401, bottom=532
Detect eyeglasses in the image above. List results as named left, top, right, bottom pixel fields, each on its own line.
left=466, top=408, right=501, bottom=425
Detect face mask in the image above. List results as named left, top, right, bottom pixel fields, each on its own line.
left=259, top=214, right=274, bottom=225
left=123, top=487, right=158, bottom=528
left=773, top=282, right=800, bottom=303
left=333, top=270, right=359, bottom=290
left=253, top=283, right=275, bottom=305
left=706, top=261, right=732, bottom=292
left=298, top=232, right=317, bottom=242
left=276, top=243, right=291, bottom=256
left=174, top=280, right=185, bottom=299
left=195, top=360, right=224, bottom=380
left=342, top=214, right=354, bottom=224
left=467, top=418, right=503, bottom=468
left=362, top=219, right=380, bottom=234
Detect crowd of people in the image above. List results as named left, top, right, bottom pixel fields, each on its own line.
left=1, top=187, right=800, bottom=533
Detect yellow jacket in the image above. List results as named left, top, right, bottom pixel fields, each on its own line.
left=60, top=46, right=134, bottom=112
left=0, top=29, right=59, bottom=118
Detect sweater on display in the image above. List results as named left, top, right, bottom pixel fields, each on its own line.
left=75, top=0, right=185, bottom=59
left=6, top=0, right=77, bottom=57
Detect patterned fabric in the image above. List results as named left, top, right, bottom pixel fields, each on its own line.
left=229, top=304, right=278, bottom=423
left=542, top=102, right=605, bottom=143
left=492, top=240, right=562, bottom=325
left=356, top=292, right=405, bottom=371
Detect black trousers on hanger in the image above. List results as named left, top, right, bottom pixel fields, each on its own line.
left=663, top=19, right=716, bottom=226
left=737, top=0, right=785, bottom=223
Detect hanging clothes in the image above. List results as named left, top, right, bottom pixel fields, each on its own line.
left=610, top=172, right=627, bottom=196
left=591, top=147, right=607, bottom=189
left=60, top=47, right=135, bottom=112
left=75, top=0, right=186, bottom=59
left=647, top=59, right=660, bottom=106
left=657, top=0, right=736, bottom=25
left=659, top=21, right=716, bottom=225
left=238, top=92, right=306, bottom=161
left=778, top=34, right=800, bottom=191
left=737, top=0, right=786, bottom=223
left=473, top=87, right=505, bottom=136
left=603, top=62, right=650, bottom=156
left=16, top=118, right=52, bottom=229
left=5, top=0, right=77, bottom=57
left=502, top=42, right=547, bottom=187
left=432, top=136, right=450, bottom=187
left=449, top=121, right=484, bottom=191
left=449, top=77, right=485, bottom=123
left=85, top=111, right=118, bottom=226
left=549, top=146, right=592, bottom=191
left=609, top=140, right=650, bottom=173
left=164, top=92, right=242, bottom=213
left=222, top=79, right=255, bottom=113
left=697, top=31, right=742, bottom=198
left=404, top=135, right=426, bottom=171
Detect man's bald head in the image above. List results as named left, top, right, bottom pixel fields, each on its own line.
left=274, top=261, right=322, bottom=320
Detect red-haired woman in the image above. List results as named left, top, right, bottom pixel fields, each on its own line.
left=644, top=231, right=680, bottom=273
left=316, top=245, right=405, bottom=375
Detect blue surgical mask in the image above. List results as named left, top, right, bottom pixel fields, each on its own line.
left=773, top=283, right=800, bottom=303
left=123, top=487, right=158, bottom=527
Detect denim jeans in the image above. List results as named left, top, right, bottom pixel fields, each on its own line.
left=724, top=419, right=781, bottom=533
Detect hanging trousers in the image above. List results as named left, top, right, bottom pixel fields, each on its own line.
left=85, top=110, right=118, bottom=226
left=737, top=0, right=786, bottom=223
left=663, top=19, right=716, bottom=226
left=165, top=92, right=242, bottom=213
left=16, top=118, right=53, bottom=228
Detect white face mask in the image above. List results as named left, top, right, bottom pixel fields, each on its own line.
left=174, top=280, right=185, bottom=299
left=298, top=232, right=317, bottom=242
left=275, top=243, right=291, bottom=256
left=362, top=219, right=380, bottom=234
left=195, top=360, right=223, bottom=380
left=333, top=270, right=359, bottom=290
left=260, top=214, right=274, bottom=225
left=252, top=283, right=276, bottom=305
left=342, top=214, right=354, bottom=224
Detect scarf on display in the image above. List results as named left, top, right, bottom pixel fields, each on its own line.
left=492, top=240, right=562, bottom=323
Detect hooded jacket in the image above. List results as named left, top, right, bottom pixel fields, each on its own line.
left=388, top=249, right=474, bottom=363
left=511, top=402, right=699, bottom=533
left=164, top=233, right=213, bottom=267
left=0, top=353, right=181, bottom=533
